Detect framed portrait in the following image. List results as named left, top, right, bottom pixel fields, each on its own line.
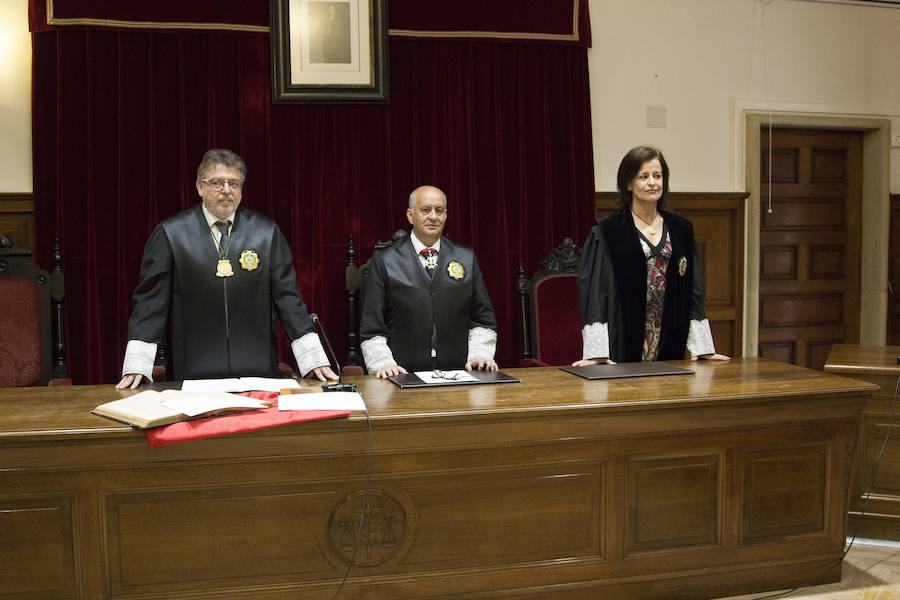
left=270, top=0, right=389, bottom=103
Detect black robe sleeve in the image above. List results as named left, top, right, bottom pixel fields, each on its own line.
left=466, top=254, right=497, bottom=332
left=358, top=248, right=391, bottom=344
left=578, top=223, right=613, bottom=330
left=126, top=225, right=174, bottom=345
left=268, top=223, right=316, bottom=341
left=690, top=247, right=708, bottom=322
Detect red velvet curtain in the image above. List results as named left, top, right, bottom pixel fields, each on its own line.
left=32, top=27, right=594, bottom=384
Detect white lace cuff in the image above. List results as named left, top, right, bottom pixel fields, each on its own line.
left=122, top=339, right=157, bottom=382
left=466, top=327, right=497, bottom=362
left=582, top=322, right=609, bottom=361
left=291, top=332, right=330, bottom=377
left=361, top=335, right=397, bottom=372
left=687, top=318, right=716, bottom=357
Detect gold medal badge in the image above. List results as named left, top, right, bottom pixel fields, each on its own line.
left=239, top=249, right=260, bottom=272
left=216, top=259, right=234, bottom=278
left=447, top=261, right=465, bottom=280
left=678, top=256, right=688, bottom=276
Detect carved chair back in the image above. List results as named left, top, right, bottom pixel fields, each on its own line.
left=0, top=235, right=69, bottom=386
left=517, top=238, right=581, bottom=367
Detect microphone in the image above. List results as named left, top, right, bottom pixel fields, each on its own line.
left=310, top=313, right=357, bottom=392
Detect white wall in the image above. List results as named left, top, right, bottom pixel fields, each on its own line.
left=0, top=0, right=32, bottom=193
left=588, top=0, right=900, bottom=194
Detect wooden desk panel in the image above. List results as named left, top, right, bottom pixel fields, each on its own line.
left=825, top=344, right=900, bottom=540
left=0, top=359, right=872, bottom=599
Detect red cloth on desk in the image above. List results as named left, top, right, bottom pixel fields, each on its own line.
left=144, top=391, right=350, bottom=448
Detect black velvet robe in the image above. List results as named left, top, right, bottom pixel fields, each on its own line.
left=127, top=204, right=316, bottom=379
left=359, top=235, right=497, bottom=372
left=578, top=209, right=707, bottom=362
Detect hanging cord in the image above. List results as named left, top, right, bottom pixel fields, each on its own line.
left=330, top=398, right=374, bottom=600
left=761, top=0, right=774, bottom=214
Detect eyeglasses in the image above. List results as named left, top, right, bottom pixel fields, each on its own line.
left=202, top=179, right=243, bottom=191
left=432, top=369, right=460, bottom=381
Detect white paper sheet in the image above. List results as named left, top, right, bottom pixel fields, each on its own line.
left=160, top=392, right=271, bottom=417
left=278, top=391, right=366, bottom=411
left=181, top=378, right=302, bottom=393
left=413, top=370, right=478, bottom=384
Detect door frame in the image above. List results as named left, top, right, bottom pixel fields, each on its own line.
left=742, top=111, right=891, bottom=357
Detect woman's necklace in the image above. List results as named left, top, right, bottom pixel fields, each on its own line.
left=632, top=209, right=658, bottom=236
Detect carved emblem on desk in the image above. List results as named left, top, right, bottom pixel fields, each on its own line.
left=328, top=489, right=407, bottom=566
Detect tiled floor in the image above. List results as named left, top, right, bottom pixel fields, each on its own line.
left=715, top=539, right=900, bottom=600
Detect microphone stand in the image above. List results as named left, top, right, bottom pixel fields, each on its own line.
left=310, top=313, right=358, bottom=392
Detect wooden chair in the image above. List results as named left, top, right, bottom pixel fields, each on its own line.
left=516, top=237, right=581, bottom=367
left=0, top=235, right=70, bottom=386
left=344, top=230, right=408, bottom=375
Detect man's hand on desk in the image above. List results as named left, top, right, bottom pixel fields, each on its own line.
left=465, top=358, right=498, bottom=372
left=309, top=365, right=339, bottom=381
left=116, top=373, right=145, bottom=389
left=375, top=364, right=408, bottom=379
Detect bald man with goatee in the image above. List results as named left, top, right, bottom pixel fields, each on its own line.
left=359, top=185, right=498, bottom=378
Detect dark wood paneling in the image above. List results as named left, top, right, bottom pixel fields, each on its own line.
left=710, top=321, right=734, bottom=360
left=0, top=495, right=76, bottom=599
left=808, top=340, right=841, bottom=373
left=809, top=245, right=845, bottom=279
left=761, top=200, right=845, bottom=230
left=742, top=445, right=827, bottom=541
left=402, top=470, right=599, bottom=566
left=0, top=193, right=35, bottom=253
left=810, top=149, right=846, bottom=182
left=108, top=488, right=339, bottom=593
left=626, top=453, right=720, bottom=553
left=761, top=246, right=796, bottom=280
left=767, top=149, right=799, bottom=183
left=595, top=192, right=746, bottom=357
left=760, top=294, right=843, bottom=328
left=759, top=341, right=795, bottom=365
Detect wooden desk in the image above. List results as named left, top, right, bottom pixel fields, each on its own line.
left=824, top=344, right=900, bottom=540
left=0, top=359, right=873, bottom=599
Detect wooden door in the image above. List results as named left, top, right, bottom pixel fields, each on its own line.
left=758, top=128, right=862, bottom=370
left=888, top=195, right=900, bottom=344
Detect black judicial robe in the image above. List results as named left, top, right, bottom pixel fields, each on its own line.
left=126, top=204, right=316, bottom=380
left=359, top=235, right=497, bottom=372
left=578, top=209, right=707, bottom=363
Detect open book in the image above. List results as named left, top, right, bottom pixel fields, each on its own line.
left=91, top=390, right=273, bottom=429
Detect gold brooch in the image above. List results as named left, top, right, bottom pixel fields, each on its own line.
left=239, top=249, right=260, bottom=271
left=678, top=256, right=688, bottom=276
left=447, top=261, right=465, bottom=280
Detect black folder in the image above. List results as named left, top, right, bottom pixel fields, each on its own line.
left=387, top=370, right=521, bottom=388
left=559, top=362, right=694, bottom=380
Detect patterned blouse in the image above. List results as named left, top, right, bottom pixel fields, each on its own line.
left=638, top=225, right=672, bottom=361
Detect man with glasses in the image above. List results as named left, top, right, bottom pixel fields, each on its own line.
left=359, top=185, right=498, bottom=379
left=116, top=148, right=336, bottom=388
